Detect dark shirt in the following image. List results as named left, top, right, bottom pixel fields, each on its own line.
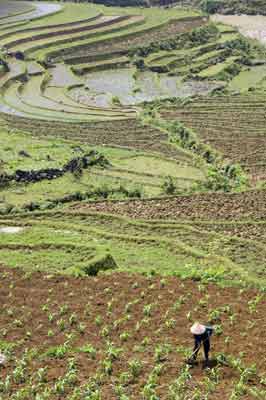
left=194, top=327, right=213, bottom=343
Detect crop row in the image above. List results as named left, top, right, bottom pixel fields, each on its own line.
left=160, top=95, right=266, bottom=180
left=0, top=12, right=103, bottom=42
left=16, top=16, right=145, bottom=56
left=0, top=265, right=265, bottom=398
left=1, top=15, right=121, bottom=49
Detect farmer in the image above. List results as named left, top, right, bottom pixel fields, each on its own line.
left=189, top=322, right=213, bottom=366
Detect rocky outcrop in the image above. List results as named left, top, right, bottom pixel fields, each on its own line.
left=5, top=150, right=110, bottom=185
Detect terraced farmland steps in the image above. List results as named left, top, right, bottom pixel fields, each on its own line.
left=160, top=94, right=266, bottom=181
left=0, top=2, right=209, bottom=123
left=7, top=15, right=145, bottom=55
left=0, top=12, right=103, bottom=41
left=1, top=203, right=266, bottom=285
left=0, top=1, right=62, bottom=27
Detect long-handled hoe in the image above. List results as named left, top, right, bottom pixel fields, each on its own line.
left=186, top=343, right=202, bottom=365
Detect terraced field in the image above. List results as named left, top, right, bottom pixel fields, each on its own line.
left=0, top=1, right=62, bottom=26
left=160, top=95, right=266, bottom=182
left=1, top=1, right=264, bottom=124
left=144, top=29, right=241, bottom=76
left=1, top=1, right=266, bottom=398
left=0, top=199, right=266, bottom=286
left=0, top=1, right=35, bottom=19
left=1, top=2, right=266, bottom=276
left=0, top=1, right=207, bottom=124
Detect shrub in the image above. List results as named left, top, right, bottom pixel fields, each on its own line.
left=200, top=0, right=224, bottom=14
left=162, top=176, right=176, bottom=195
left=67, top=253, right=117, bottom=277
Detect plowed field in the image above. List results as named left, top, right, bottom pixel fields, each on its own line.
left=160, top=95, right=266, bottom=182
left=70, top=189, right=266, bottom=221
left=0, top=266, right=265, bottom=399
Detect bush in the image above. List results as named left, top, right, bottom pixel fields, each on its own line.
left=200, top=0, right=224, bottom=14
left=66, top=253, right=117, bottom=277
left=162, top=176, right=176, bottom=195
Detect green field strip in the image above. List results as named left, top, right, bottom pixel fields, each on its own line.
left=216, top=23, right=238, bottom=33
left=114, top=151, right=195, bottom=167
left=147, top=55, right=181, bottom=69
left=0, top=127, right=98, bottom=173
left=112, top=156, right=205, bottom=180
left=71, top=56, right=130, bottom=75
left=90, top=168, right=202, bottom=191
left=64, top=50, right=128, bottom=65
left=0, top=12, right=103, bottom=42
left=173, top=125, right=266, bottom=135
left=1, top=214, right=263, bottom=283
left=13, top=15, right=144, bottom=55
left=228, top=65, right=266, bottom=92
left=0, top=2, right=131, bottom=34
left=0, top=15, right=106, bottom=46
left=1, top=15, right=131, bottom=50
left=0, top=217, right=208, bottom=261
left=196, top=56, right=240, bottom=78
left=89, top=171, right=162, bottom=196
left=0, top=6, right=101, bottom=37
left=0, top=20, right=29, bottom=34
left=193, top=48, right=228, bottom=63
left=91, top=167, right=165, bottom=187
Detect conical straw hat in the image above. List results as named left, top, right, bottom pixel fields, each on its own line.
left=190, top=322, right=206, bottom=335
left=0, top=353, right=6, bottom=366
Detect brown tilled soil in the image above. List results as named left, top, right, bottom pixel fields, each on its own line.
left=70, top=189, right=266, bottom=221
left=0, top=266, right=265, bottom=399
left=160, top=96, right=266, bottom=182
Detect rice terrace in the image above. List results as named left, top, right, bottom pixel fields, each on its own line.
left=0, top=0, right=266, bottom=398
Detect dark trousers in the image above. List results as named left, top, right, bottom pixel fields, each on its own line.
left=193, top=335, right=210, bottom=361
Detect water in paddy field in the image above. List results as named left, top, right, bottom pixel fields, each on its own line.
left=0, top=2, right=62, bottom=26
left=0, top=227, right=24, bottom=234
left=70, top=68, right=220, bottom=108
left=211, top=14, right=266, bottom=45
